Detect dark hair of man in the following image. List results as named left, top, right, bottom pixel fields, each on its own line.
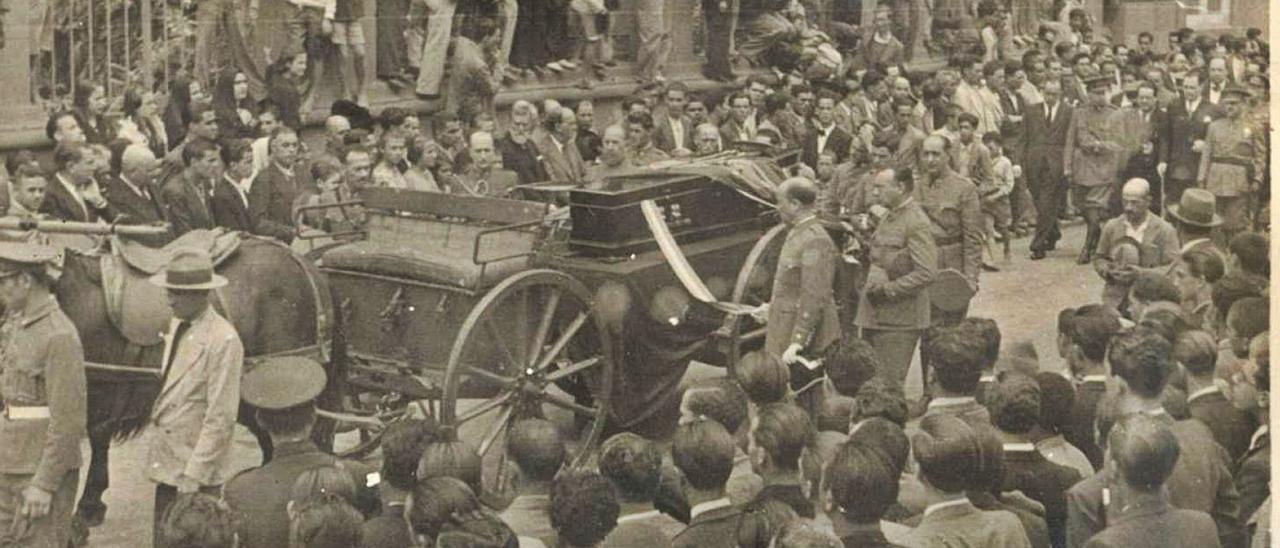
left=1212, top=273, right=1263, bottom=323
left=219, top=138, right=252, bottom=167
left=1130, top=271, right=1180, bottom=304
left=665, top=80, right=690, bottom=96
left=341, top=145, right=371, bottom=165
left=1064, top=307, right=1113, bottom=363
left=182, top=138, right=219, bottom=168
left=1137, top=307, right=1188, bottom=343
left=924, top=325, right=986, bottom=394
left=288, top=493, right=364, bottom=548
left=913, top=414, right=986, bottom=493
left=598, top=432, right=662, bottom=502
left=1228, top=297, right=1269, bottom=341
left=626, top=111, right=655, bottom=132
left=1229, top=233, right=1269, bottom=276
left=159, top=493, right=238, bottom=548
left=53, top=142, right=87, bottom=171
left=826, top=440, right=900, bottom=524
left=920, top=80, right=944, bottom=102
left=961, top=317, right=1002, bottom=370
left=268, top=125, right=298, bottom=150
left=774, top=521, right=841, bottom=548
left=989, top=372, right=1041, bottom=434
left=506, top=418, right=566, bottom=483
left=381, top=419, right=438, bottom=491
left=1137, top=31, right=1154, bottom=43
left=729, top=91, right=751, bottom=107
left=417, top=437, right=483, bottom=494
left=1182, top=250, right=1225, bottom=284
left=1254, top=335, right=1270, bottom=389
left=549, top=469, right=619, bottom=548
left=762, top=93, right=791, bottom=116
left=45, top=110, right=80, bottom=141
left=847, top=417, right=910, bottom=473
left=982, top=131, right=1003, bottom=147
left=982, top=60, right=1003, bottom=78
left=1034, top=372, right=1075, bottom=435
left=1108, top=327, right=1174, bottom=399
left=851, top=378, right=909, bottom=427
left=735, top=499, right=799, bottom=548
left=13, top=160, right=45, bottom=182
left=736, top=351, right=790, bottom=404
left=1173, top=329, right=1218, bottom=377
left=255, top=403, right=315, bottom=438
left=290, top=464, right=358, bottom=508
left=683, top=376, right=749, bottom=433
left=6, top=150, right=37, bottom=178
left=862, top=69, right=886, bottom=91
left=823, top=335, right=879, bottom=397
left=1054, top=42, right=1075, bottom=60
left=380, top=107, right=409, bottom=131
left=1108, top=414, right=1180, bottom=491
left=407, top=476, right=484, bottom=540
left=745, top=74, right=771, bottom=89
left=753, top=403, right=814, bottom=471
left=956, top=112, right=980, bottom=128
left=818, top=396, right=855, bottom=433
left=894, top=166, right=915, bottom=193
left=433, top=110, right=460, bottom=131
left=671, top=419, right=736, bottom=491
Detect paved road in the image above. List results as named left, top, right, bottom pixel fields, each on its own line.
left=83, top=223, right=1103, bottom=547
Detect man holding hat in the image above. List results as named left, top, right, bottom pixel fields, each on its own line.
left=144, top=247, right=243, bottom=548
left=1092, top=178, right=1179, bottom=313
left=0, top=242, right=85, bottom=548
left=1063, top=72, right=1123, bottom=265
left=1168, top=188, right=1226, bottom=265
left=1197, top=83, right=1261, bottom=246
left=223, top=356, right=377, bottom=548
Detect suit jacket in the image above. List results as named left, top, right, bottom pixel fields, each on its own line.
left=766, top=216, right=841, bottom=358
left=498, top=134, right=550, bottom=185
left=901, top=500, right=1032, bottom=548
left=1188, top=388, right=1257, bottom=463
left=802, top=124, right=853, bottom=169
left=997, top=89, right=1029, bottom=166
left=853, top=198, right=937, bottom=331
left=249, top=162, right=310, bottom=242
left=209, top=176, right=255, bottom=232
left=1002, top=445, right=1085, bottom=548
left=159, top=173, right=216, bottom=237
left=653, top=114, right=695, bottom=153
left=1064, top=379, right=1106, bottom=470
left=1164, top=98, right=1220, bottom=182
left=224, top=440, right=378, bottom=548
left=102, top=175, right=166, bottom=226
left=1065, top=414, right=1244, bottom=548
left=672, top=503, right=743, bottom=548
left=1024, top=100, right=1074, bottom=188
left=1092, top=213, right=1180, bottom=281
left=41, top=174, right=108, bottom=222
left=1234, top=429, right=1268, bottom=530
left=533, top=133, right=587, bottom=185
left=146, top=308, right=243, bottom=487
left=1083, top=495, right=1221, bottom=548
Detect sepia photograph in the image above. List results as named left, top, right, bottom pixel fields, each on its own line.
left=0, top=0, right=1270, bottom=546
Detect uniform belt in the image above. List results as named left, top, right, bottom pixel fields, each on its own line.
left=4, top=405, right=51, bottom=420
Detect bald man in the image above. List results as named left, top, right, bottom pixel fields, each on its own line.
left=758, top=177, right=841, bottom=414
left=103, top=144, right=166, bottom=228
left=1093, top=178, right=1179, bottom=312
left=589, top=126, right=633, bottom=182
left=694, top=124, right=722, bottom=156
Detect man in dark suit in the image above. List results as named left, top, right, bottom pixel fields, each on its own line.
left=1177, top=330, right=1256, bottom=462
left=802, top=93, right=853, bottom=170
left=1081, top=414, right=1223, bottom=548
left=700, top=0, right=735, bottom=81
left=43, top=143, right=113, bottom=223
left=1159, top=74, right=1218, bottom=209
left=1024, top=79, right=1073, bottom=259
left=210, top=139, right=255, bottom=232
left=653, top=82, right=694, bottom=154
left=995, top=61, right=1035, bottom=232
left=1225, top=334, right=1269, bottom=531
left=1061, top=305, right=1122, bottom=471
left=103, top=143, right=166, bottom=226
left=533, top=105, right=588, bottom=185
left=1065, top=329, right=1244, bottom=548
left=250, top=127, right=309, bottom=242
left=159, top=139, right=218, bottom=237
left=670, top=417, right=742, bottom=545
left=497, top=104, right=548, bottom=185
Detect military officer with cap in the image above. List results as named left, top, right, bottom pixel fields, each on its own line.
left=223, top=356, right=378, bottom=548
left=0, top=242, right=85, bottom=548
left=1064, top=72, right=1124, bottom=265
left=145, top=247, right=243, bottom=548
left=1197, top=83, right=1260, bottom=245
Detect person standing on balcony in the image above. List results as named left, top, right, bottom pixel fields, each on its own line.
left=636, top=0, right=672, bottom=85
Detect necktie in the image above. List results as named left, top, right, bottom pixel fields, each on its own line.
left=161, top=320, right=191, bottom=385
left=1046, top=104, right=1054, bottom=124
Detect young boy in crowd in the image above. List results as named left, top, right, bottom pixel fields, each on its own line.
left=981, top=131, right=1015, bottom=266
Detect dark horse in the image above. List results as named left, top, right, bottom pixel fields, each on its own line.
left=53, top=234, right=342, bottom=537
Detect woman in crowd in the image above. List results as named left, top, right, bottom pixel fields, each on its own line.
left=266, top=50, right=310, bottom=130
left=116, top=85, right=169, bottom=157
left=73, top=81, right=111, bottom=145
left=213, top=67, right=258, bottom=141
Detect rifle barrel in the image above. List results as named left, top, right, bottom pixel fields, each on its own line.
left=0, top=219, right=171, bottom=236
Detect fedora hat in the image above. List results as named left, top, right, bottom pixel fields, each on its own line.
left=1168, top=188, right=1223, bottom=228
left=149, top=247, right=228, bottom=290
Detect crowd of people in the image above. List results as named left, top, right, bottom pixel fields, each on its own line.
left=0, top=0, right=1272, bottom=547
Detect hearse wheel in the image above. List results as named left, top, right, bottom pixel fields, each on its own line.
left=441, top=269, right=614, bottom=499
left=724, top=224, right=787, bottom=377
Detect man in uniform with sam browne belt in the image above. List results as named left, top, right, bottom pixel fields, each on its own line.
left=0, top=242, right=86, bottom=548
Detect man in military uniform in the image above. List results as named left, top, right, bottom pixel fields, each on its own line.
left=915, top=134, right=982, bottom=323
left=1197, top=85, right=1261, bottom=246
left=1064, top=73, right=1124, bottom=264
left=223, top=357, right=377, bottom=548
left=0, top=243, right=86, bottom=548
left=755, top=177, right=841, bottom=414
left=626, top=112, right=672, bottom=168
left=854, top=168, right=937, bottom=388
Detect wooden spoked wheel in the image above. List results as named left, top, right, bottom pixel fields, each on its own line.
left=441, top=269, right=614, bottom=498
left=724, top=224, right=788, bottom=376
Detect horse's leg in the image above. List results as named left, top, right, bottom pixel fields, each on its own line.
left=76, top=426, right=111, bottom=526
left=239, top=401, right=273, bottom=464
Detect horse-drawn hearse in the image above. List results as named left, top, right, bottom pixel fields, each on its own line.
left=31, top=146, right=858, bottom=537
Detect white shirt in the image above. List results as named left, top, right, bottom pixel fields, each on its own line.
left=1124, top=214, right=1150, bottom=241
left=1249, top=425, right=1268, bottom=452
left=1185, top=98, right=1202, bottom=115
left=55, top=173, right=88, bottom=218
left=1207, top=81, right=1225, bottom=105
left=923, top=498, right=971, bottom=518
left=1186, top=384, right=1221, bottom=404
left=690, top=498, right=733, bottom=520
left=668, top=116, right=685, bottom=150
left=224, top=174, right=250, bottom=208
left=119, top=175, right=151, bottom=201
left=815, top=123, right=835, bottom=155
left=927, top=396, right=977, bottom=410
left=1180, top=238, right=1211, bottom=254
left=1002, top=443, right=1037, bottom=452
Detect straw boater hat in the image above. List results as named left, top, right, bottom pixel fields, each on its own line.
left=149, top=247, right=228, bottom=290
left=1167, top=188, right=1224, bottom=228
